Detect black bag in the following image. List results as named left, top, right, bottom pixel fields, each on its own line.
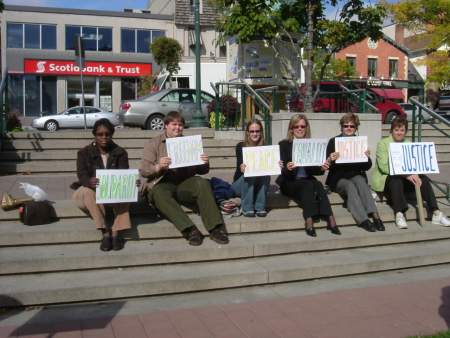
left=19, top=201, right=57, bottom=226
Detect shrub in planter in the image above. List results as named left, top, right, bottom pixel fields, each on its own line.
left=6, top=113, right=23, bottom=132
left=209, top=112, right=226, bottom=129
left=207, top=95, right=240, bottom=124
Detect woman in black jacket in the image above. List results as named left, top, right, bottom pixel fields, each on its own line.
left=71, top=118, right=131, bottom=251
left=326, top=113, right=384, bottom=232
left=278, top=114, right=340, bottom=237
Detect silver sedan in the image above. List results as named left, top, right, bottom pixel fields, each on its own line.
left=32, top=106, right=121, bottom=132
left=119, top=89, right=214, bottom=130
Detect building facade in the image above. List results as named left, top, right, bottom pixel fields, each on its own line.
left=1, top=2, right=227, bottom=118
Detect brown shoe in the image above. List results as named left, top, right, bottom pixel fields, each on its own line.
left=209, top=226, right=229, bottom=245
left=183, top=226, right=204, bottom=246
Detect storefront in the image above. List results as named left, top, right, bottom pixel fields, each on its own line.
left=9, top=59, right=152, bottom=116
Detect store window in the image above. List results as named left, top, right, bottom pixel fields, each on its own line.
left=7, top=23, right=56, bottom=49
left=66, top=25, right=113, bottom=51
left=121, top=78, right=138, bottom=100
left=99, top=78, right=113, bottom=112
left=42, top=77, right=57, bottom=115
left=120, top=28, right=165, bottom=53
left=389, top=59, right=399, bottom=79
left=219, top=45, right=227, bottom=58
left=7, top=75, right=24, bottom=116
left=368, top=58, right=378, bottom=77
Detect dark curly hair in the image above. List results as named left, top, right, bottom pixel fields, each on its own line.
left=92, top=118, right=115, bottom=136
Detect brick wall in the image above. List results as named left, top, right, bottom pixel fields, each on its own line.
left=335, top=37, right=408, bottom=80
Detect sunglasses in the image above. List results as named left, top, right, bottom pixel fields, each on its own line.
left=293, top=125, right=306, bottom=130
left=95, top=132, right=111, bottom=137
left=248, top=130, right=261, bottom=134
left=342, top=124, right=356, bottom=129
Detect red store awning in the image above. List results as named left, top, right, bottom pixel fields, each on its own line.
left=370, top=88, right=404, bottom=101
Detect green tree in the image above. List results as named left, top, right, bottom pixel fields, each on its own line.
left=384, top=0, right=450, bottom=86
left=214, top=0, right=385, bottom=111
left=137, top=74, right=155, bottom=98
left=313, top=56, right=358, bottom=80
left=150, top=37, right=183, bottom=85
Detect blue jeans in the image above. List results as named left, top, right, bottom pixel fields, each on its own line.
left=231, top=175, right=270, bottom=213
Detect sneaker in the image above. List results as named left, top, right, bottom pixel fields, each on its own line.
left=395, top=212, right=408, bottom=229
left=358, top=219, right=376, bottom=232
left=243, top=211, right=255, bottom=217
left=209, top=226, right=229, bottom=245
left=373, top=218, right=385, bottom=231
left=256, top=210, right=267, bottom=217
left=182, top=226, right=204, bottom=246
left=432, top=210, right=450, bottom=227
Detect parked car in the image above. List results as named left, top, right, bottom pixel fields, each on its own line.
left=289, top=81, right=406, bottom=123
left=399, top=102, right=433, bottom=121
left=32, top=106, right=120, bottom=132
left=119, top=88, right=215, bottom=130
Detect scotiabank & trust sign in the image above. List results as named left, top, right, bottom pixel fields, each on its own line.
left=24, top=59, right=152, bottom=77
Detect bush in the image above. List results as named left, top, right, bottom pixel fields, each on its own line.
left=209, top=112, right=226, bottom=128
left=6, top=113, right=22, bottom=131
left=207, top=95, right=240, bottom=121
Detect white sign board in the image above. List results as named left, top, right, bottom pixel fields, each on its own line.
left=335, top=136, right=368, bottom=163
left=166, top=135, right=204, bottom=169
left=389, top=142, right=439, bottom=175
left=242, top=145, right=281, bottom=177
left=96, top=169, right=139, bottom=204
left=293, top=138, right=328, bottom=167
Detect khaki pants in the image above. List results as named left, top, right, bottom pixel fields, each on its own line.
left=72, top=186, right=131, bottom=231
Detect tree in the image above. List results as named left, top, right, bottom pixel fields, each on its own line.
left=150, top=37, right=183, bottom=85
left=137, top=74, right=155, bottom=98
left=384, top=0, right=450, bottom=86
left=313, top=56, right=358, bottom=80
left=214, top=0, right=385, bottom=112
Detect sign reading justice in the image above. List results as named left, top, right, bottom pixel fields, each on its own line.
left=166, top=135, right=204, bottom=169
left=292, top=139, right=328, bottom=166
left=389, top=142, right=439, bottom=175
left=96, top=169, right=139, bottom=204
left=242, top=145, right=281, bottom=177
left=335, top=136, right=368, bottom=163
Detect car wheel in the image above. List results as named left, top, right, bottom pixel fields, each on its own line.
left=44, top=120, right=59, bottom=132
left=385, top=111, right=398, bottom=124
left=146, top=114, right=164, bottom=130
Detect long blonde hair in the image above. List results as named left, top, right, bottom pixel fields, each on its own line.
left=244, top=119, right=265, bottom=146
left=286, top=114, right=311, bottom=141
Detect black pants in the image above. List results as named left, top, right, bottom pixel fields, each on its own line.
left=281, top=177, right=333, bottom=219
left=384, top=175, right=438, bottom=214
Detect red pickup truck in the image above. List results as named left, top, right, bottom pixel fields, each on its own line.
left=289, top=81, right=406, bottom=123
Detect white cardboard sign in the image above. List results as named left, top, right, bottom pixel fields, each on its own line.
left=335, top=136, right=368, bottom=163
left=389, top=142, right=439, bottom=175
left=242, top=145, right=281, bottom=177
left=96, top=169, right=139, bottom=204
left=292, top=138, right=328, bottom=167
left=166, top=135, right=204, bottom=169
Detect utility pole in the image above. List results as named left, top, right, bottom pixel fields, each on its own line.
left=75, top=36, right=87, bottom=129
left=190, top=0, right=208, bottom=127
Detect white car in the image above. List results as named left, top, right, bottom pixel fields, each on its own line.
left=32, top=106, right=120, bottom=132
left=399, top=103, right=432, bottom=121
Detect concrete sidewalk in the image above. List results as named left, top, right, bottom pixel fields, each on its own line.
left=1, top=268, right=450, bottom=338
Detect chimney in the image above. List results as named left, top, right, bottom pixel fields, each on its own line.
left=395, top=24, right=405, bottom=46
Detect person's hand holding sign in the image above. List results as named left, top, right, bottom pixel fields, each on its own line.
left=329, top=152, right=339, bottom=162
left=321, top=161, right=330, bottom=172
left=200, top=154, right=209, bottom=164
left=89, top=177, right=99, bottom=188
left=240, top=163, right=246, bottom=173
left=365, top=149, right=371, bottom=157
left=158, top=156, right=171, bottom=171
left=287, top=162, right=296, bottom=171
left=407, top=174, right=422, bottom=187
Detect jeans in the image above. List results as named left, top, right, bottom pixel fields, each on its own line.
left=232, top=175, right=270, bottom=213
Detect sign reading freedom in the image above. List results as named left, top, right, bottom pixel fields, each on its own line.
left=292, top=139, right=328, bottom=166
left=96, top=169, right=139, bottom=204
left=166, top=135, right=204, bottom=169
left=242, top=145, right=281, bottom=177
left=335, top=136, right=368, bottom=163
left=389, top=142, right=439, bottom=175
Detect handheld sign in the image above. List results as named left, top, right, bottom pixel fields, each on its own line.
left=335, top=136, right=368, bottom=163
left=96, top=169, right=139, bottom=204
left=389, top=142, right=439, bottom=175
left=242, top=145, right=281, bottom=177
left=293, top=138, right=328, bottom=166
left=166, top=135, right=204, bottom=169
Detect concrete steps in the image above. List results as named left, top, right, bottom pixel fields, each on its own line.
left=3, top=231, right=450, bottom=306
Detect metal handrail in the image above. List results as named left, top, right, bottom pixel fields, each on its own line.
left=215, top=82, right=271, bottom=111
left=0, top=69, right=8, bottom=151
left=410, top=98, right=450, bottom=127
left=341, top=85, right=379, bottom=113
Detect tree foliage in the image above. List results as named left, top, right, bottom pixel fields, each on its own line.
left=313, top=56, right=358, bottom=80
left=384, top=0, right=450, bottom=86
left=150, top=37, right=183, bottom=77
left=213, top=0, right=386, bottom=110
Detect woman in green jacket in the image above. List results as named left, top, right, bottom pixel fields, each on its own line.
left=372, top=116, right=450, bottom=228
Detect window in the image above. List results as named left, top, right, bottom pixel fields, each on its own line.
left=66, top=25, right=112, bottom=51
left=368, top=58, right=377, bottom=77
left=219, top=45, right=227, bottom=58
left=7, top=75, right=24, bottom=115
left=389, top=59, right=399, bottom=79
left=201, top=92, right=214, bottom=103
left=41, top=77, right=57, bottom=115
left=161, top=91, right=179, bottom=102
left=7, top=23, right=56, bottom=49
left=121, top=28, right=166, bottom=53
left=346, top=56, right=356, bottom=68
left=121, top=78, right=138, bottom=100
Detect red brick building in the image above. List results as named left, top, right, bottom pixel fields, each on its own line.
left=335, top=35, right=410, bottom=101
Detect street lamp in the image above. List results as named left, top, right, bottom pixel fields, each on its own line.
left=190, top=0, right=208, bottom=127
